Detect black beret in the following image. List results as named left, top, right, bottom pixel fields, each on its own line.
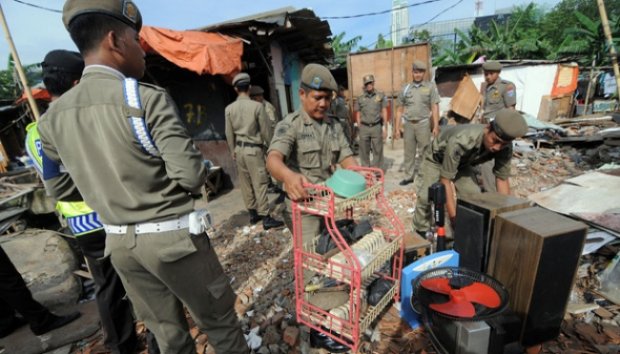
left=41, top=50, right=84, bottom=76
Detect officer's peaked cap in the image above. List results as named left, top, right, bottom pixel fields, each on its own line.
left=363, top=75, right=375, bottom=85
left=63, top=0, right=142, bottom=31
left=412, top=60, right=427, bottom=71
left=301, top=64, right=337, bottom=92
left=233, top=73, right=251, bottom=87
left=249, top=85, right=264, bottom=96
left=492, top=109, right=528, bottom=141
left=482, top=61, right=502, bottom=71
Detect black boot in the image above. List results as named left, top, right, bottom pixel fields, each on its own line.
left=248, top=209, right=262, bottom=225
left=31, top=312, right=80, bottom=336
left=399, top=178, right=413, bottom=186
left=0, top=316, right=26, bottom=338
left=262, top=216, right=284, bottom=230
left=309, top=328, right=350, bottom=353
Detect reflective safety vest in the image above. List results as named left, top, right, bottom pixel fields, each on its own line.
left=24, top=122, right=103, bottom=236
left=25, top=122, right=43, bottom=175
left=55, top=201, right=103, bottom=236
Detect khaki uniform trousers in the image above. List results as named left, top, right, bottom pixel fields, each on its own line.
left=106, top=228, right=248, bottom=354
left=411, top=160, right=481, bottom=233
left=478, top=160, right=498, bottom=193
left=359, top=123, right=384, bottom=169
left=236, top=145, right=270, bottom=215
left=403, top=119, right=431, bottom=179
left=283, top=199, right=324, bottom=282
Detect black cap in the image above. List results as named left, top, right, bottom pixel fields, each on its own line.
left=41, top=50, right=84, bottom=76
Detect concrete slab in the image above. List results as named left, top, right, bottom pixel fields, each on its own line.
left=0, top=301, right=100, bottom=354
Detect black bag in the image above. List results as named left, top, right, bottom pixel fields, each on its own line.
left=367, top=278, right=393, bottom=306
left=315, top=219, right=355, bottom=255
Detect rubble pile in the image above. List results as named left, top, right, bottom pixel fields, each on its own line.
left=550, top=244, right=620, bottom=353
left=510, top=147, right=583, bottom=199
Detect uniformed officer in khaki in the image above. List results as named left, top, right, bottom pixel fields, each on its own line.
left=481, top=61, right=516, bottom=122
left=479, top=61, right=517, bottom=193
left=398, top=60, right=440, bottom=186
left=266, top=64, right=357, bottom=247
left=411, top=109, right=527, bottom=235
left=226, top=74, right=284, bottom=229
left=354, top=75, right=387, bottom=169
left=329, top=85, right=353, bottom=146
left=38, top=1, right=248, bottom=353
left=249, top=85, right=280, bottom=137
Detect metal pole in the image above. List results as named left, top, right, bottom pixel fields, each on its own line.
left=584, top=58, right=595, bottom=113
left=597, top=0, right=620, bottom=99
left=0, top=3, right=41, bottom=121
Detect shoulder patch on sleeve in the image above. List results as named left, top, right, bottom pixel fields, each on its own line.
left=276, top=124, right=290, bottom=137
left=139, top=82, right=167, bottom=93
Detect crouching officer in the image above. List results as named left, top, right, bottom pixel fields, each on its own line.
left=354, top=74, right=387, bottom=169
left=411, top=109, right=527, bottom=236
left=26, top=50, right=138, bottom=354
left=38, top=1, right=248, bottom=353
left=226, top=73, right=284, bottom=229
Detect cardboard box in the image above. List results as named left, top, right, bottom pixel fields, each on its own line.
left=450, top=74, right=481, bottom=120
left=538, top=95, right=572, bottom=121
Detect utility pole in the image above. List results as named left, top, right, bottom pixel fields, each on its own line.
left=597, top=0, right=620, bottom=99
left=0, top=2, right=41, bottom=121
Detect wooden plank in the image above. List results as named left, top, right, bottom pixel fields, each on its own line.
left=347, top=43, right=431, bottom=99
left=73, top=269, right=93, bottom=280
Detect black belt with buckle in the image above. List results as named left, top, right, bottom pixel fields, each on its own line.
left=236, top=141, right=263, bottom=148
left=361, top=121, right=382, bottom=127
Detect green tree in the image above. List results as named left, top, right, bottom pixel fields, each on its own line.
left=555, top=10, right=620, bottom=66
left=542, top=0, right=620, bottom=49
left=374, top=34, right=393, bottom=50
left=466, top=3, right=550, bottom=60
left=330, top=31, right=362, bottom=68
left=0, top=69, right=17, bottom=100
left=433, top=28, right=478, bottom=66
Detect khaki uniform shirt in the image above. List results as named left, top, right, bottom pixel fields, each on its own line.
left=426, top=124, right=513, bottom=180
left=482, top=78, right=516, bottom=119
left=264, top=100, right=279, bottom=135
left=398, top=81, right=440, bottom=121
left=354, top=91, right=386, bottom=124
left=268, top=109, right=353, bottom=184
left=329, top=96, right=350, bottom=123
left=225, top=95, right=271, bottom=151
left=38, top=65, right=206, bottom=225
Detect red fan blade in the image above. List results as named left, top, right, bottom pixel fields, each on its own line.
left=429, top=290, right=476, bottom=318
left=461, top=282, right=501, bottom=308
left=420, top=278, right=452, bottom=294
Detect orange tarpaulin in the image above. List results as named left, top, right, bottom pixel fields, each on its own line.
left=139, top=26, right=243, bottom=81
left=16, top=88, right=51, bottom=104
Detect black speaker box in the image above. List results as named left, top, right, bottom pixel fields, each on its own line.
left=454, top=193, right=531, bottom=272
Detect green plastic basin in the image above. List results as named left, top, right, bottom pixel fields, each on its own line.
left=325, top=169, right=366, bottom=198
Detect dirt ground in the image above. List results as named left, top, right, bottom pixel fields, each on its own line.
left=69, top=137, right=619, bottom=354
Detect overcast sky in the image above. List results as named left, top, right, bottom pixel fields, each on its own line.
left=0, top=0, right=561, bottom=70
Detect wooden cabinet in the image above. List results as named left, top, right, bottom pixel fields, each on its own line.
left=487, top=207, right=587, bottom=346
